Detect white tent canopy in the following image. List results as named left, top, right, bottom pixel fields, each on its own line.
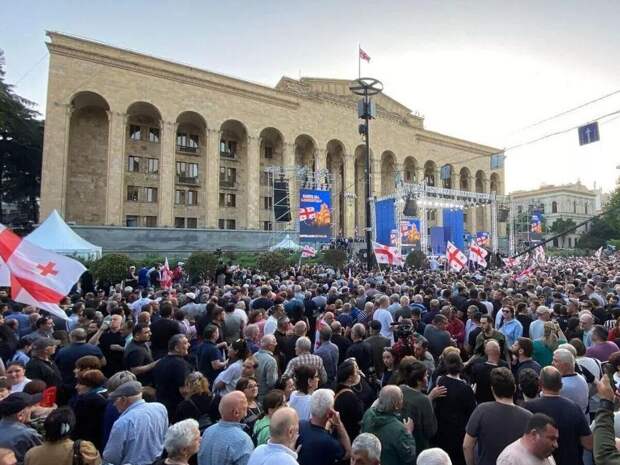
left=269, top=234, right=301, bottom=251
left=26, top=210, right=102, bottom=260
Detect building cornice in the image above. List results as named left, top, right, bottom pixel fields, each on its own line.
left=415, top=132, right=500, bottom=156
left=46, top=32, right=300, bottom=110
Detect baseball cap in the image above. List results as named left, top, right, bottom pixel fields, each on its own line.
left=108, top=381, right=143, bottom=400
left=0, top=392, right=42, bottom=416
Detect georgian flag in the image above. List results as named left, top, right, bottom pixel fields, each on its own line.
left=502, top=256, right=521, bottom=268
left=532, top=245, right=546, bottom=264
left=0, top=224, right=86, bottom=320
left=446, top=241, right=467, bottom=272
left=301, top=245, right=317, bottom=258
left=161, top=257, right=173, bottom=289
left=469, top=244, right=488, bottom=268
left=372, top=241, right=404, bottom=267
left=359, top=47, right=371, bottom=62
left=299, top=207, right=316, bottom=222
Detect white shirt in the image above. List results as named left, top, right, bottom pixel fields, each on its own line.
left=497, top=438, right=556, bottom=465
left=373, top=308, right=394, bottom=341
left=288, top=391, right=311, bottom=421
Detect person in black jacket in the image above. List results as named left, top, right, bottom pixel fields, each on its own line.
left=70, top=369, right=107, bottom=451
left=345, top=323, right=373, bottom=375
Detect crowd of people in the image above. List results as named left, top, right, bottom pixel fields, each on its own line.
left=0, top=253, right=619, bottom=465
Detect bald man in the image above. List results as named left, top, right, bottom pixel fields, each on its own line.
left=248, top=407, right=300, bottom=465
left=469, top=339, right=509, bottom=404
left=198, top=391, right=253, bottom=465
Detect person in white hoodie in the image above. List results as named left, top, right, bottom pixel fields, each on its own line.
left=248, top=407, right=300, bottom=465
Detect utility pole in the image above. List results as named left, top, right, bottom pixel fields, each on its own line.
left=350, top=77, right=383, bottom=269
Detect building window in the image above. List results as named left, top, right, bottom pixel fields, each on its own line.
left=186, top=217, right=197, bottom=228
left=176, top=162, right=199, bottom=184
left=127, top=186, right=139, bottom=202
left=263, top=196, right=273, bottom=210
left=264, top=146, right=273, bottom=159
left=220, top=167, right=237, bottom=187
left=175, top=190, right=186, bottom=205
left=128, top=156, right=141, bottom=172
left=148, top=127, right=160, bottom=143
left=219, top=193, right=236, bottom=207
left=144, top=216, right=157, bottom=227
left=145, top=187, right=157, bottom=203
left=260, top=171, right=274, bottom=186
left=126, top=215, right=138, bottom=227
left=263, top=221, right=273, bottom=231
left=220, top=139, right=237, bottom=158
left=177, top=133, right=200, bottom=153
left=552, top=201, right=558, bottom=213
left=187, top=190, right=198, bottom=206
left=147, top=158, right=159, bottom=174
left=568, top=237, right=572, bottom=248
left=585, top=203, right=589, bottom=214
left=129, top=125, right=141, bottom=141
left=218, top=219, right=236, bottom=230
left=175, top=217, right=185, bottom=228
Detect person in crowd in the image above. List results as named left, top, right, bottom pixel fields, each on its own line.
left=236, top=377, right=262, bottom=432
left=398, top=357, right=445, bottom=454
left=101, top=371, right=136, bottom=449
left=70, top=369, right=108, bottom=451
left=247, top=407, right=300, bottom=465
left=523, top=366, right=592, bottom=465
left=24, top=407, right=101, bottom=465
left=551, top=348, right=589, bottom=415
left=372, top=295, right=394, bottom=342
left=284, top=337, right=327, bottom=384
left=365, top=320, right=391, bottom=378
left=334, top=358, right=367, bottom=440
left=153, top=334, right=192, bottom=421
left=350, top=433, right=382, bottom=465
left=297, top=388, right=351, bottom=465
left=594, top=374, right=620, bottom=464
left=345, top=324, right=373, bottom=375
left=175, top=371, right=215, bottom=430
left=361, top=385, right=415, bottom=465
left=432, top=351, right=476, bottom=465
left=585, top=324, right=619, bottom=362
left=529, top=306, right=552, bottom=341
left=6, top=362, right=30, bottom=393
left=463, top=367, right=532, bottom=465
left=0, top=392, right=43, bottom=464
left=197, top=325, right=227, bottom=385
left=25, top=338, right=62, bottom=389
left=89, top=314, right=126, bottom=377
left=518, top=368, right=541, bottom=403
left=533, top=321, right=566, bottom=367
left=153, top=419, right=201, bottom=465
left=213, top=338, right=250, bottom=394
left=496, top=413, right=559, bottom=465
left=424, top=314, right=453, bottom=360
left=255, top=334, right=279, bottom=401
left=288, top=365, right=319, bottom=421
left=103, top=381, right=169, bottom=465
left=198, top=390, right=254, bottom=465
left=315, top=326, right=339, bottom=386
left=252, top=389, right=286, bottom=446
left=150, top=302, right=183, bottom=360
left=468, top=339, right=509, bottom=404
left=579, top=312, right=595, bottom=348
left=498, top=305, right=523, bottom=347
left=473, top=314, right=507, bottom=358
left=511, top=337, right=542, bottom=380
left=123, top=323, right=159, bottom=385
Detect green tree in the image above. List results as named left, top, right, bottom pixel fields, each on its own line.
left=256, top=251, right=291, bottom=276
left=185, top=252, right=218, bottom=284
left=548, top=217, right=577, bottom=234
left=0, top=50, right=43, bottom=225
left=577, top=186, right=620, bottom=250
left=89, top=254, right=131, bottom=285
left=320, top=249, right=347, bottom=270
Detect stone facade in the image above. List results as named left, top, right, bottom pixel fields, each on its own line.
left=510, top=182, right=601, bottom=248
left=41, top=32, right=504, bottom=238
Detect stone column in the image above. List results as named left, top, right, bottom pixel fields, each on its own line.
left=315, top=148, right=326, bottom=172
left=40, top=103, right=73, bottom=220
left=415, top=166, right=424, bottom=185
left=246, top=136, right=261, bottom=229
left=370, top=156, right=381, bottom=198
left=159, top=120, right=177, bottom=227
left=343, top=154, right=355, bottom=237
left=205, top=129, right=221, bottom=228
left=105, top=111, right=127, bottom=225
left=283, top=142, right=299, bottom=229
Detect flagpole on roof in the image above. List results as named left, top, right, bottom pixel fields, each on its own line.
left=358, top=42, right=361, bottom=78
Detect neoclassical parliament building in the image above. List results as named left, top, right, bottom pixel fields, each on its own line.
left=40, top=32, right=504, bottom=238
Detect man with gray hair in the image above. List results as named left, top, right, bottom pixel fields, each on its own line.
left=361, top=385, right=416, bottom=465
left=255, top=334, right=279, bottom=400
left=417, top=448, right=452, bottom=465
left=297, top=389, right=351, bottom=465
left=552, top=348, right=589, bottom=416
left=54, top=327, right=105, bottom=391
left=248, top=407, right=300, bottom=465
left=283, top=336, right=327, bottom=384
left=162, top=419, right=201, bottom=465
left=351, top=433, right=382, bottom=465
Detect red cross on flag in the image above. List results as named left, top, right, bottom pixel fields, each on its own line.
left=161, top=257, right=173, bottom=290
left=301, top=245, right=317, bottom=258
left=299, top=207, right=316, bottom=222
left=372, top=241, right=404, bottom=267
left=446, top=241, right=467, bottom=272
left=502, top=256, right=521, bottom=268
left=0, top=224, right=86, bottom=320
left=359, top=47, right=371, bottom=62
left=468, top=244, right=488, bottom=268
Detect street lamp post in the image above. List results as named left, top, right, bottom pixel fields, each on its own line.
left=349, top=77, right=383, bottom=270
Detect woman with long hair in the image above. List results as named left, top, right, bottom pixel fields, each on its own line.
left=288, top=365, right=319, bottom=421
left=532, top=321, right=567, bottom=367
left=176, top=372, right=215, bottom=431
left=212, top=339, right=249, bottom=394
left=333, top=358, right=365, bottom=440
left=236, top=376, right=262, bottom=432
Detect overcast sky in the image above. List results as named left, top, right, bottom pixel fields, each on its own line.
left=2, top=0, right=619, bottom=193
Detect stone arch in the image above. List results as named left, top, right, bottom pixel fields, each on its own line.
left=475, top=170, right=486, bottom=230
left=326, top=139, right=346, bottom=235
left=459, top=167, right=471, bottom=191
left=424, top=160, right=436, bottom=186
left=442, top=164, right=454, bottom=189
left=475, top=170, right=486, bottom=193
left=219, top=119, right=249, bottom=228
left=380, top=151, right=396, bottom=196
left=552, top=200, right=558, bottom=213
left=403, top=156, right=417, bottom=183
left=294, top=134, right=317, bottom=170
left=66, top=91, right=111, bottom=224
left=259, top=127, right=285, bottom=165
left=176, top=111, right=207, bottom=153
left=490, top=172, right=501, bottom=194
